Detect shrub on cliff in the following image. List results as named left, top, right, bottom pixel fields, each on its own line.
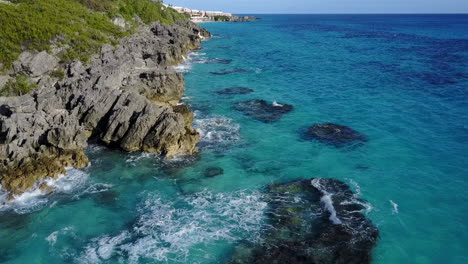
left=72, top=0, right=187, bottom=24
left=0, top=0, right=186, bottom=70
left=0, top=74, right=37, bottom=96
left=0, top=0, right=127, bottom=69
left=117, top=0, right=187, bottom=24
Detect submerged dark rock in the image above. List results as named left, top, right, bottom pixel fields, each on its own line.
left=228, top=178, right=379, bottom=264
left=192, top=58, right=232, bottom=64
left=204, top=167, right=224, bottom=178
left=207, top=58, right=233, bottom=64
left=216, top=87, right=254, bottom=95
left=304, top=123, right=367, bottom=147
left=233, top=99, right=293, bottom=123
left=91, top=190, right=119, bottom=206
left=210, top=69, right=248, bottom=75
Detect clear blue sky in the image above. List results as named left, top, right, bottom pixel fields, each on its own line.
left=164, top=0, right=468, bottom=14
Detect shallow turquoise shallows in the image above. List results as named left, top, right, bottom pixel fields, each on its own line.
left=1, top=15, right=468, bottom=264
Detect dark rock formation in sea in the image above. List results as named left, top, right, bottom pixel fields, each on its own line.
left=234, top=99, right=293, bottom=123
left=204, top=58, right=233, bottom=64
left=210, top=69, right=249, bottom=75
left=228, top=178, right=379, bottom=264
left=303, top=123, right=368, bottom=147
left=0, top=21, right=210, bottom=198
left=204, top=167, right=224, bottom=178
left=216, top=87, right=254, bottom=95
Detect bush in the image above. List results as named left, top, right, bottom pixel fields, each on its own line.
left=0, top=75, right=37, bottom=96
left=50, top=69, right=65, bottom=80
left=72, top=0, right=114, bottom=12
left=214, top=15, right=230, bottom=22
left=117, top=0, right=187, bottom=25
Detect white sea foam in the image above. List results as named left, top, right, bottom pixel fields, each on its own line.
left=193, top=114, right=241, bottom=150
left=348, top=179, right=362, bottom=196
left=320, top=192, right=342, bottom=225
left=125, top=152, right=158, bottom=165
left=78, top=190, right=267, bottom=263
left=46, top=226, right=74, bottom=246
left=342, top=179, right=373, bottom=214
left=0, top=169, right=90, bottom=214
left=311, top=179, right=342, bottom=225
left=173, top=52, right=207, bottom=73
left=272, top=101, right=283, bottom=107
left=390, top=200, right=399, bottom=214
left=86, top=144, right=106, bottom=154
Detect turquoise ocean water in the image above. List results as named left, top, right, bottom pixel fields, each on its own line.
left=1, top=15, right=468, bottom=263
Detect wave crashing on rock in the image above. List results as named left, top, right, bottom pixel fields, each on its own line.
left=228, top=178, right=379, bottom=264
left=234, top=99, right=293, bottom=123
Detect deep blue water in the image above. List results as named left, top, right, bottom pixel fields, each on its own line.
left=1, top=14, right=468, bottom=264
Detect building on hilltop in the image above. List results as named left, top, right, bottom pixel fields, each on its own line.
left=163, top=3, right=233, bottom=21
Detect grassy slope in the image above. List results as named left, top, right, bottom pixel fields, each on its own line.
left=0, top=0, right=186, bottom=69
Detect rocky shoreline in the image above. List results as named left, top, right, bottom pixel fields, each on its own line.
left=0, top=20, right=211, bottom=199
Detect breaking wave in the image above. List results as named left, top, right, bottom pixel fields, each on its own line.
left=172, top=52, right=207, bottom=73
left=78, top=190, right=267, bottom=263
left=311, top=178, right=342, bottom=224
left=193, top=112, right=241, bottom=151
left=0, top=169, right=90, bottom=214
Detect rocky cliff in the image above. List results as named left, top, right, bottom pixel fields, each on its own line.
left=0, top=20, right=210, bottom=198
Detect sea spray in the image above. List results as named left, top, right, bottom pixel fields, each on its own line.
left=0, top=169, right=91, bottom=214
left=311, top=178, right=342, bottom=225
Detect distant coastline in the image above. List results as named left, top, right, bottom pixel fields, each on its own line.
left=163, top=4, right=259, bottom=23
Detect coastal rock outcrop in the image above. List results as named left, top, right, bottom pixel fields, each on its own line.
left=228, top=178, right=379, bottom=264
left=303, top=123, right=368, bottom=147
left=234, top=99, right=293, bottom=123
left=0, top=21, right=211, bottom=197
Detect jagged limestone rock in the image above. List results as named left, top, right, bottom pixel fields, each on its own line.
left=0, top=21, right=211, bottom=198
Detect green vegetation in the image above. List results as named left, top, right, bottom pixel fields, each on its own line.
left=214, top=15, right=230, bottom=22
left=72, top=0, right=187, bottom=24
left=116, top=0, right=187, bottom=24
left=0, top=0, right=187, bottom=70
left=0, top=0, right=127, bottom=69
left=50, top=69, right=66, bottom=80
left=0, top=75, right=37, bottom=96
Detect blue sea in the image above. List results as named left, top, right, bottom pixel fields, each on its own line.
left=1, top=14, right=468, bottom=264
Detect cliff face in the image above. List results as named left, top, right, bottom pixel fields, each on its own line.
left=0, top=20, right=210, bottom=198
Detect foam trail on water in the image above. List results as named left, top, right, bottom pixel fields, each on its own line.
left=311, top=178, right=342, bottom=225
left=390, top=200, right=399, bottom=214
left=343, top=179, right=373, bottom=214
left=125, top=152, right=159, bottom=166
left=46, top=226, right=74, bottom=246
left=78, top=190, right=267, bottom=263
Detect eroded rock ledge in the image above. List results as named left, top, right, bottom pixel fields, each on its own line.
left=0, top=20, right=211, bottom=197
